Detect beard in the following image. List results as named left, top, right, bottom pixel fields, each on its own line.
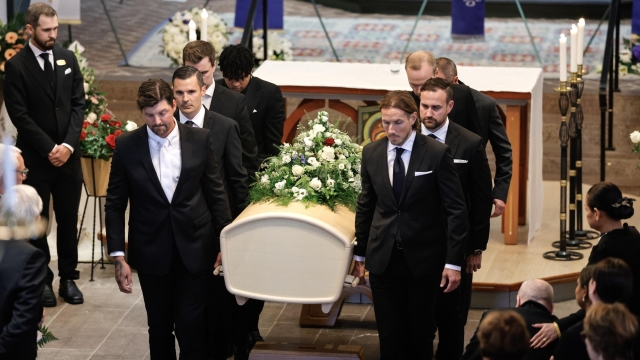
left=33, top=35, right=56, bottom=51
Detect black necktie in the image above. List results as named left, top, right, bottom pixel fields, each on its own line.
left=184, top=120, right=196, bottom=127
left=393, top=148, right=405, bottom=203
left=427, top=134, right=438, bottom=141
left=39, top=53, right=54, bottom=89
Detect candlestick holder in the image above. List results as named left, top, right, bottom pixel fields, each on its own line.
left=545, top=81, right=583, bottom=261
left=573, top=64, right=600, bottom=240
left=553, top=72, right=592, bottom=251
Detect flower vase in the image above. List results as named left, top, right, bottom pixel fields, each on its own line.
left=80, top=156, right=112, bottom=197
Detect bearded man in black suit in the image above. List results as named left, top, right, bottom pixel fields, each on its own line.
left=182, top=41, right=258, bottom=182
left=105, top=79, right=232, bottom=359
left=419, top=78, right=493, bottom=359
left=352, top=90, right=468, bottom=359
left=217, top=44, right=285, bottom=163
left=4, top=2, right=85, bottom=307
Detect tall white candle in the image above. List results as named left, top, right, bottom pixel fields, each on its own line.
left=577, top=18, right=585, bottom=65
left=559, top=33, right=567, bottom=82
left=570, top=24, right=578, bottom=73
left=189, top=20, right=197, bottom=42
left=200, top=9, right=208, bottom=42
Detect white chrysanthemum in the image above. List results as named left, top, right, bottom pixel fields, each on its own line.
left=292, top=165, right=304, bottom=176
left=282, top=154, right=291, bottom=164
left=275, top=180, right=286, bottom=190
left=261, top=175, right=270, bottom=184
left=310, top=177, right=322, bottom=190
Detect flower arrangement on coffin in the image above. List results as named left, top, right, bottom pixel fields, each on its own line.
left=249, top=111, right=362, bottom=211
left=0, top=13, right=28, bottom=78
left=162, top=8, right=229, bottom=67
left=631, top=130, right=640, bottom=168
left=618, top=34, right=640, bottom=76
left=252, top=31, right=293, bottom=66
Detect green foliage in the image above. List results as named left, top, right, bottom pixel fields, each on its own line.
left=249, top=111, right=362, bottom=212
left=0, top=12, right=28, bottom=79
left=37, top=325, right=58, bottom=348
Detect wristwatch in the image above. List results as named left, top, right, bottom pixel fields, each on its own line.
left=473, top=249, right=483, bottom=256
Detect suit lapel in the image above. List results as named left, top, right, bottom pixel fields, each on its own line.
left=21, top=45, right=54, bottom=101
left=244, top=78, right=262, bottom=114
left=137, top=127, right=167, bottom=202
left=172, top=123, right=192, bottom=203
left=377, top=138, right=397, bottom=206
left=399, top=135, right=427, bottom=205
left=444, top=122, right=461, bottom=155
left=202, top=108, right=215, bottom=130
left=53, top=47, right=66, bottom=103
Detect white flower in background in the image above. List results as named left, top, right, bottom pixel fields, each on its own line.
left=620, top=49, right=632, bottom=63
left=283, top=143, right=290, bottom=147
left=321, top=115, right=329, bottom=122
left=292, top=186, right=299, bottom=193
left=327, top=178, right=335, bottom=187
left=308, top=157, right=320, bottom=168
left=313, top=124, right=326, bottom=134
left=338, top=163, right=345, bottom=170
left=334, top=139, right=342, bottom=146
left=321, top=146, right=335, bottom=161
left=282, top=154, right=291, bottom=164
left=631, top=131, right=640, bottom=144
left=275, top=180, right=286, bottom=190
left=124, top=120, right=138, bottom=131
left=83, top=82, right=89, bottom=93
left=338, top=155, right=347, bottom=160
left=305, top=151, right=314, bottom=157
left=292, top=165, right=305, bottom=176
left=325, top=132, right=332, bottom=138
left=304, top=137, right=313, bottom=148
left=348, top=171, right=354, bottom=178
left=310, top=177, right=322, bottom=190
left=86, top=112, right=97, bottom=124
left=261, top=175, right=270, bottom=184
left=295, top=188, right=307, bottom=201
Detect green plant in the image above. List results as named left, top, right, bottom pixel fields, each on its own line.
left=37, top=325, right=58, bottom=348
left=80, top=114, right=137, bottom=160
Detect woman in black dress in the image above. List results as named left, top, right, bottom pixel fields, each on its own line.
left=530, top=182, right=639, bottom=348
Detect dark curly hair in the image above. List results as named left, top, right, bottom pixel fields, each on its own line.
left=218, top=44, right=254, bottom=81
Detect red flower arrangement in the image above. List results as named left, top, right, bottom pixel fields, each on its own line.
left=324, top=137, right=335, bottom=146
left=79, top=113, right=138, bottom=160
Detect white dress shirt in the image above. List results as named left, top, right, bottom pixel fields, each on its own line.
left=421, top=118, right=450, bottom=144
left=28, top=41, right=74, bottom=154
left=201, top=82, right=215, bottom=110
left=109, top=120, right=182, bottom=258
left=179, top=106, right=206, bottom=128
left=355, top=130, right=460, bottom=272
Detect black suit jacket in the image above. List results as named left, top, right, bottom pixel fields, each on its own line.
left=444, top=121, right=493, bottom=254
left=355, top=133, right=468, bottom=276
left=217, top=77, right=285, bottom=161
left=105, top=123, right=232, bottom=275
left=207, top=84, right=258, bottom=181
left=0, top=240, right=46, bottom=359
left=468, top=87, right=513, bottom=202
left=461, top=301, right=559, bottom=360
left=4, top=44, right=85, bottom=174
left=197, top=108, right=249, bottom=218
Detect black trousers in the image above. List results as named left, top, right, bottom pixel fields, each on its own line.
left=369, top=246, right=441, bottom=360
left=434, top=277, right=464, bottom=359
left=138, top=248, right=208, bottom=360
left=26, top=158, right=82, bottom=285
left=460, top=268, right=473, bottom=325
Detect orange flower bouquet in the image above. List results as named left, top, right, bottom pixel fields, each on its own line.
left=0, top=13, right=28, bottom=78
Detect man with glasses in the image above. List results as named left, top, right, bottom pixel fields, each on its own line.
left=0, top=144, right=28, bottom=193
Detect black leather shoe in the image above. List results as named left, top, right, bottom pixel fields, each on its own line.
left=41, top=284, right=57, bottom=307
left=59, top=279, right=84, bottom=304
left=250, top=330, right=264, bottom=344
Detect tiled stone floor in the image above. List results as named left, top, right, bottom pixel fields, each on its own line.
left=38, top=262, right=580, bottom=359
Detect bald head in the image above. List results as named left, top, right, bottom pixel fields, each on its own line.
left=405, top=51, right=437, bottom=97
left=517, top=279, right=554, bottom=313
left=435, top=57, right=458, bottom=83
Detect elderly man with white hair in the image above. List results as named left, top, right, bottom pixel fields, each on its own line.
left=0, top=184, right=47, bottom=359
left=0, top=144, right=28, bottom=194
left=461, top=279, right=559, bottom=360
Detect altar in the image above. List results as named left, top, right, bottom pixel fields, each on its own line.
left=253, top=60, right=544, bottom=245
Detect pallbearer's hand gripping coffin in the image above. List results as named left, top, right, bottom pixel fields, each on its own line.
left=220, top=202, right=355, bottom=312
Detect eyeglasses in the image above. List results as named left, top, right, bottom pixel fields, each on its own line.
left=16, top=168, right=29, bottom=178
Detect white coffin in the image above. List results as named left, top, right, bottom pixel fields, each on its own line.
left=220, top=202, right=355, bottom=310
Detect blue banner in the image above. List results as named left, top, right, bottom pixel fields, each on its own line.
left=234, top=0, right=284, bottom=30
left=451, top=0, right=485, bottom=37
left=633, top=0, right=640, bottom=35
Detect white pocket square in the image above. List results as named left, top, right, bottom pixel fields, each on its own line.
left=454, top=159, right=468, bottom=163
left=64, top=68, right=71, bottom=75
left=252, top=109, right=257, bottom=113
left=414, top=171, right=433, bottom=176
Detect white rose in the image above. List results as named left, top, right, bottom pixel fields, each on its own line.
left=292, top=165, right=305, bottom=176
left=631, top=131, right=640, bottom=144
left=282, top=154, right=291, bottom=164
left=261, top=175, right=270, bottom=184
left=326, top=178, right=335, bottom=187
left=310, top=177, right=322, bottom=190
left=124, top=120, right=138, bottom=132
left=87, top=112, right=97, bottom=124
left=334, top=139, right=342, bottom=146
left=308, top=157, right=320, bottom=168
left=275, top=180, right=286, bottom=190
left=338, top=163, right=345, bottom=170
left=313, top=124, right=326, bottom=134
left=321, top=115, right=328, bottom=122
left=321, top=146, right=335, bottom=161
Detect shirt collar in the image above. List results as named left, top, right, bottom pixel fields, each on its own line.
left=147, top=118, right=180, bottom=147
left=387, top=130, right=417, bottom=154
left=29, top=40, right=52, bottom=59
left=204, top=81, right=215, bottom=98
left=421, top=118, right=449, bottom=143
left=178, top=105, right=206, bottom=128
